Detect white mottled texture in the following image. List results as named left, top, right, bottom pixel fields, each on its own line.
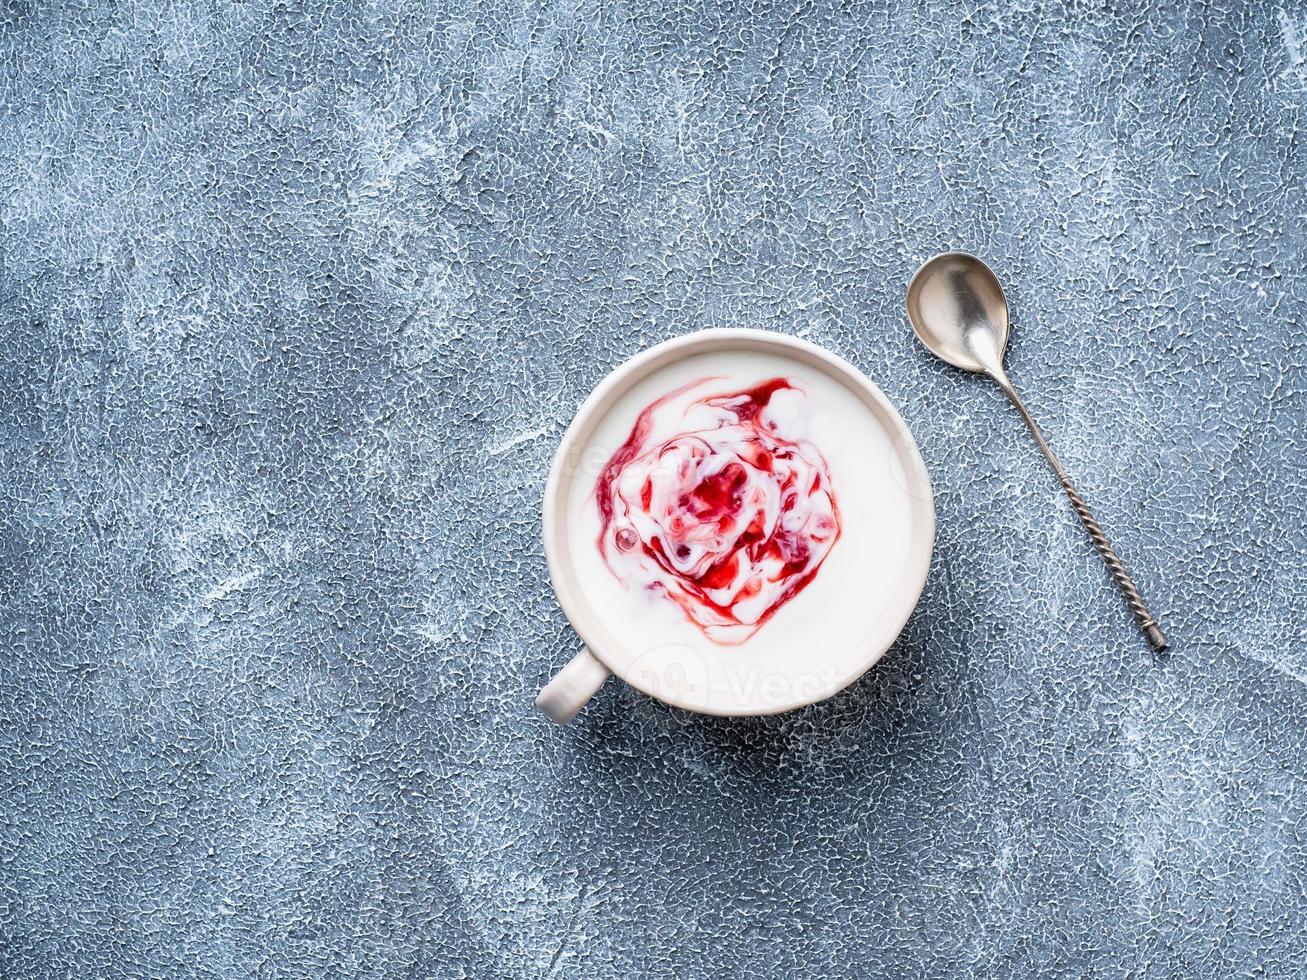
left=1, top=1, right=1305, bottom=976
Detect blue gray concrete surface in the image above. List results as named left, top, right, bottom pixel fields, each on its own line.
left=2, top=1, right=1306, bottom=976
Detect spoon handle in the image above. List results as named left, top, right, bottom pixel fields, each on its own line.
left=996, top=379, right=1168, bottom=651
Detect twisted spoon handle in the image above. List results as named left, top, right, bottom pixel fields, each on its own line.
left=996, top=377, right=1168, bottom=651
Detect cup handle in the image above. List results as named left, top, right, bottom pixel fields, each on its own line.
left=536, top=647, right=610, bottom=724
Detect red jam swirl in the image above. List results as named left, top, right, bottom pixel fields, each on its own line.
left=595, top=376, right=841, bottom=644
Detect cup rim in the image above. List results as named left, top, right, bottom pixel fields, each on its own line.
left=542, top=327, right=935, bottom=716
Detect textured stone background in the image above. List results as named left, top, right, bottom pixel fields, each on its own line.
left=2, top=1, right=1306, bottom=976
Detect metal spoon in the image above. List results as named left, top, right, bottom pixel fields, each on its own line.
left=906, top=251, right=1167, bottom=651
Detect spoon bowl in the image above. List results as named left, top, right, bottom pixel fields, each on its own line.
left=906, top=252, right=1011, bottom=374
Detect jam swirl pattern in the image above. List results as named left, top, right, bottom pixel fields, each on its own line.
left=595, top=377, right=841, bottom=644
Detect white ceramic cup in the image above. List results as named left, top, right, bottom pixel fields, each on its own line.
left=536, top=328, right=935, bottom=723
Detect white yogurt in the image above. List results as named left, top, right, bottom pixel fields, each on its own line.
left=561, top=347, right=918, bottom=703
